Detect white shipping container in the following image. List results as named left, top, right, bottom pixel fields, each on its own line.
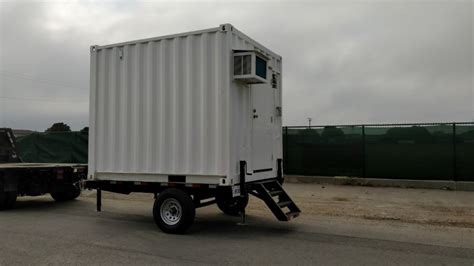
left=88, top=24, right=283, bottom=187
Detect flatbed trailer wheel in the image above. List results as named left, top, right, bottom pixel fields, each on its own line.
left=216, top=193, right=249, bottom=216
left=0, top=177, right=17, bottom=210
left=153, top=188, right=195, bottom=234
left=5, top=192, right=17, bottom=209
left=0, top=188, right=16, bottom=210
left=0, top=191, right=17, bottom=210
left=51, top=184, right=81, bottom=202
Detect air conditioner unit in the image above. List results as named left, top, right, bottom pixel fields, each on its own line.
left=233, top=51, right=268, bottom=84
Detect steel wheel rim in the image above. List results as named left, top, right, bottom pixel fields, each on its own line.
left=160, top=198, right=182, bottom=225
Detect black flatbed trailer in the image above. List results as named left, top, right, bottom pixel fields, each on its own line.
left=0, top=128, right=87, bottom=209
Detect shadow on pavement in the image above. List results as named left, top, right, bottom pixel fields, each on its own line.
left=190, top=213, right=297, bottom=237
left=9, top=197, right=81, bottom=212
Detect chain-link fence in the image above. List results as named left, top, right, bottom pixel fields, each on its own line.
left=283, top=122, right=474, bottom=181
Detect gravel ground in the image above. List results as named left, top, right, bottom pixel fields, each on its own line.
left=280, top=183, right=474, bottom=228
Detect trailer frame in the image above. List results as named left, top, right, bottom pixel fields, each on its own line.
left=84, top=158, right=299, bottom=233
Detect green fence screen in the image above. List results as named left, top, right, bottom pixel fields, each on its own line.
left=16, top=132, right=88, bottom=164
left=284, top=123, right=474, bottom=181
left=284, top=127, right=363, bottom=177
left=456, top=124, right=474, bottom=181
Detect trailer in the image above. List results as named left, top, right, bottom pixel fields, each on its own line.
left=85, top=24, right=300, bottom=233
left=0, top=128, right=87, bottom=209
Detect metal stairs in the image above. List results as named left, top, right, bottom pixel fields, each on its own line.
left=249, top=180, right=301, bottom=221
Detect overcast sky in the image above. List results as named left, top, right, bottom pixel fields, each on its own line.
left=0, top=0, right=472, bottom=131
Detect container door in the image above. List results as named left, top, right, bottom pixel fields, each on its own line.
left=251, top=82, right=274, bottom=174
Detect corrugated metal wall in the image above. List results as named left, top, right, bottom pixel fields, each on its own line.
left=90, top=29, right=230, bottom=177
left=89, top=25, right=283, bottom=183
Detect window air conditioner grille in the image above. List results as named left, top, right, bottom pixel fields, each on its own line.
left=242, top=55, right=251, bottom=75
left=234, top=56, right=242, bottom=75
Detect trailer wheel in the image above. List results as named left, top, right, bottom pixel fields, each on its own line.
left=216, top=193, right=249, bottom=216
left=153, top=189, right=195, bottom=234
left=51, top=184, right=81, bottom=202
left=4, top=192, right=17, bottom=209
left=0, top=192, right=15, bottom=210
left=0, top=177, right=17, bottom=210
left=0, top=190, right=17, bottom=210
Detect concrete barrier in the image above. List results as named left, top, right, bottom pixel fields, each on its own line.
left=284, top=175, right=474, bottom=191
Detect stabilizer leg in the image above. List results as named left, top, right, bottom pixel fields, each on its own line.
left=96, top=189, right=102, bottom=212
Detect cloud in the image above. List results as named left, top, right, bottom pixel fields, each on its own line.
left=0, top=0, right=472, bottom=130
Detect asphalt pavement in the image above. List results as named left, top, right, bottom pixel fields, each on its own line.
left=0, top=184, right=473, bottom=265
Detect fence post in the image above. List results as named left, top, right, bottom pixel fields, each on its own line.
left=284, top=127, right=288, bottom=173
left=362, top=125, right=366, bottom=178
left=453, top=123, right=457, bottom=181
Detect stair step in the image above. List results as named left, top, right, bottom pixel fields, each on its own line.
left=278, top=201, right=292, bottom=208
left=286, top=211, right=300, bottom=220
left=258, top=179, right=279, bottom=184
left=250, top=180, right=301, bottom=222
left=269, top=190, right=283, bottom=196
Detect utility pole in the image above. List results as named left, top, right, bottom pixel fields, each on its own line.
left=307, top=117, right=312, bottom=128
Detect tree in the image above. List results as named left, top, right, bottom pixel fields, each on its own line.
left=384, top=126, right=432, bottom=143
left=321, top=126, right=344, bottom=138
left=46, top=122, right=71, bottom=132
left=80, top=127, right=89, bottom=134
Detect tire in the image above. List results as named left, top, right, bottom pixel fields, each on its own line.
left=153, top=188, right=195, bottom=234
left=0, top=191, right=16, bottom=210
left=0, top=177, right=16, bottom=210
left=51, top=184, right=81, bottom=202
left=4, top=192, right=17, bottom=209
left=0, top=191, right=6, bottom=210
left=216, top=193, right=249, bottom=216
